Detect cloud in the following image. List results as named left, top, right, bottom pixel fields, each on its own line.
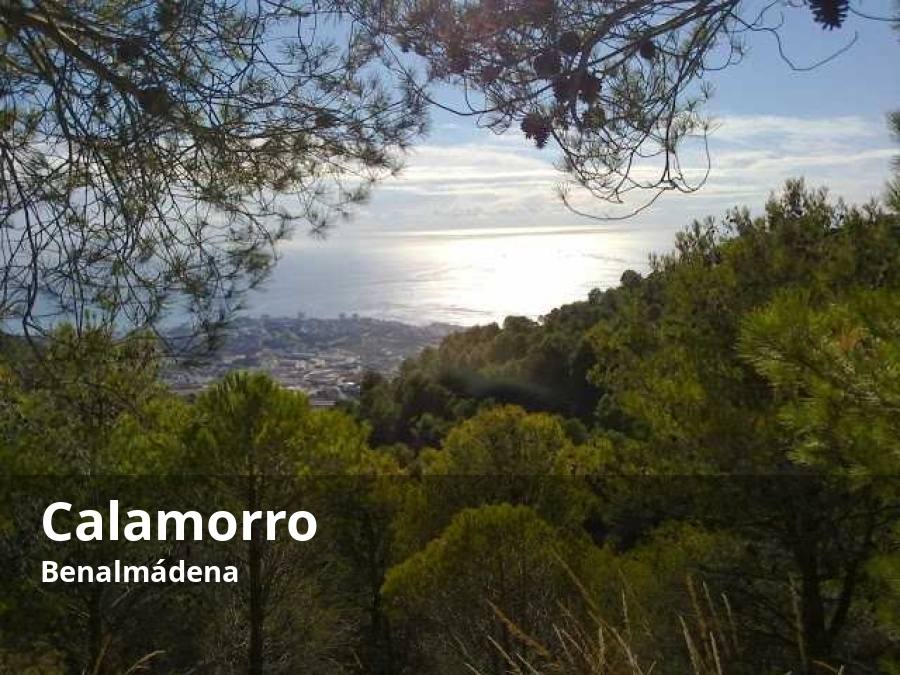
left=711, top=114, right=884, bottom=147
left=388, top=143, right=558, bottom=187
left=355, top=113, right=895, bottom=232
left=698, top=115, right=893, bottom=205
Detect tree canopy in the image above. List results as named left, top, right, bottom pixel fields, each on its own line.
left=0, top=0, right=425, bottom=345
left=350, top=0, right=889, bottom=217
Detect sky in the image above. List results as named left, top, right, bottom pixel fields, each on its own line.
left=254, top=2, right=900, bottom=325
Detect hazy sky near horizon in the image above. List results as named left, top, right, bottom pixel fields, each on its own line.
left=254, top=3, right=900, bottom=324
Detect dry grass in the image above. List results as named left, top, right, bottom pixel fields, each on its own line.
left=465, top=566, right=847, bottom=675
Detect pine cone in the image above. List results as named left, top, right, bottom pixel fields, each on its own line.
left=558, top=31, right=581, bottom=56
left=533, top=49, right=562, bottom=78
left=638, top=38, right=656, bottom=60
left=137, top=87, right=171, bottom=116
left=480, top=65, right=502, bottom=84
left=808, top=0, right=849, bottom=30
left=447, top=42, right=471, bottom=74
left=521, top=113, right=551, bottom=149
left=552, top=75, right=576, bottom=103
left=156, top=0, right=179, bottom=31
left=526, top=0, right=555, bottom=23
left=579, top=73, right=601, bottom=104
left=116, top=38, right=144, bottom=63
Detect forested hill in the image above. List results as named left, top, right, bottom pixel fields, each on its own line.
left=357, top=179, right=900, bottom=460
left=339, top=180, right=900, bottom=671
left=2, top=180, right=898, bottom=674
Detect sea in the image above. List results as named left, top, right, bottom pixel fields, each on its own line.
left=246, top=224, right=673, bottom=326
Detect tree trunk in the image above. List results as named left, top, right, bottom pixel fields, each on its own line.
left=247, top=477, right=264, bottom=675
left=88, top=586, right=104, bottom=674
left=794, top=520, right=828, bottom=674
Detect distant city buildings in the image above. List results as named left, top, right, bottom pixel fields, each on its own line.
left=164, top=315, right=457, bottom=403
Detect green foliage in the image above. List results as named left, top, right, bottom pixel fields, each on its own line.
left=189, top=371, right=315, bottom=475
left=740, top=288, right=900, bottom=477
left=358, top=281, right=631, bottom=448
left=589, top=180, right=900, bottom=474
left=0, top=326, right=186, bottom=473
left=387, top=406, right=599, bottom=563
left=367, top=179, right=900, bottom=672
left=382, top=503, right=603, bottom=674
left=437, top=405, right=572, bottom=476
left=578, top=181, right=900, bottom=671
left=2, top=179, right=899, bottom=673
left=887, top=110, right=900, bottom=213
left=0, top=328, right=191, bottom=672
left=185, top=371, right=386, bottom=672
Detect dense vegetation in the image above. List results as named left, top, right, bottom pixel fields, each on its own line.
left=2, top=179, right=899, bottom=674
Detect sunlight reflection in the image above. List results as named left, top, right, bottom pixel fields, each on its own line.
left=252, top=227, right=658, bottom=325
